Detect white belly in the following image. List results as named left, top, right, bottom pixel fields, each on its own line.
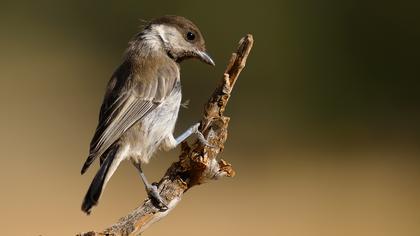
left=122, top=87, right=182, bottom=164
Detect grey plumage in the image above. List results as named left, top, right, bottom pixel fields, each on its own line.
left=81, top=15, right=214, bottom=214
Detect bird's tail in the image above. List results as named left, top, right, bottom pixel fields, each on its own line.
left=81, top=145, right=121, bottom=214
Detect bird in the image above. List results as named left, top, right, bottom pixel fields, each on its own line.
left=80, top=15, right=215, bottom=214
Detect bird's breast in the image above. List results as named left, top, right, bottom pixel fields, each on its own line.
left=125, top=84, right=182, bottom=163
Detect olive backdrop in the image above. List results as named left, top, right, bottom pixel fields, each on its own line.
left=0, top=0, right=419, bottom=235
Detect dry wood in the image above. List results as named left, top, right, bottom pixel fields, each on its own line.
left=78, top=34, right=254, bottom=236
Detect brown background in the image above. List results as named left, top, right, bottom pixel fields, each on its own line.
left=0, top=0, right=419, bottom=235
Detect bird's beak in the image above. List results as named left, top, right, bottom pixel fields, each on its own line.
left=196, top=50, right=215, bottom=66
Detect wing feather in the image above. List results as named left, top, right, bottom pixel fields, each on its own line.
left=81, top=61, right=178, bottom=174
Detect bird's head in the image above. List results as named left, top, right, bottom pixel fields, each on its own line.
left=142, top=15, right=215, bottom=66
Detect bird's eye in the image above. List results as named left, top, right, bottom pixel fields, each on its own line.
left=186, top=31, right=195, bottom=41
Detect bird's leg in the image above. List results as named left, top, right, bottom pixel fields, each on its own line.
left=133, top=162, right=168, bottom=211
left=175, top=122, right=212, bottom=146
left=160, top=123, right=214, bottom=152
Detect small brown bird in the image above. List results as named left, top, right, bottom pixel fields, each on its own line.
left=80, top=15, right=214, bottom=214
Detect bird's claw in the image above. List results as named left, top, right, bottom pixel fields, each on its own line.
left=192, top=123, right=216, bottom=148
left=146, top=183, right=168, bottom=211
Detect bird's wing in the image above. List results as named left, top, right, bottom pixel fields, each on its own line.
left=81, top=62, right=178, bottom=174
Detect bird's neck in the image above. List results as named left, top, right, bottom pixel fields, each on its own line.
left=125, top=27, right=167, bottom=60
left=124, top=30, right=179, bottom=75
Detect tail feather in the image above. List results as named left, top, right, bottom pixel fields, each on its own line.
left=81, top=146, right=119, bottom=214
left=80, top=154, right=95, bottom=175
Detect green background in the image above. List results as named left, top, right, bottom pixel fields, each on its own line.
left=0, top=0, right=419, bottom=235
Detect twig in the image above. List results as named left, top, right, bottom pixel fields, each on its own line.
left=78, top=34, right=254, bottom=236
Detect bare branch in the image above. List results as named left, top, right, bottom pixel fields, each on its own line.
left=78, top=34, right=254, bottom=236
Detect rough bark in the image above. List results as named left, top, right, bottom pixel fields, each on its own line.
left=78, top=34, right=254, bottom=236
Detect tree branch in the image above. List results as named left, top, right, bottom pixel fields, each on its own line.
left=78, top=34, right=254, bottom=236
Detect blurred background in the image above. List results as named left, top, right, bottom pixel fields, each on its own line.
left=0, top=0, right=419, bottom=235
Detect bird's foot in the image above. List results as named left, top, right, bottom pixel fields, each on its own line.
left=191, top=123, right=216, bottom=148
left=174, top=122, right=215, bottom=148
left=146, top=182, right=168, bottom=211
